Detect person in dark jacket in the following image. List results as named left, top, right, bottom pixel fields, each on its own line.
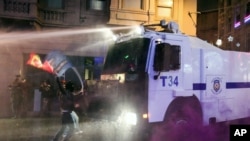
left=52, top=77, right=75, bottom=141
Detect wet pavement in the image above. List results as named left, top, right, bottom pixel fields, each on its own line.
left=0, top=116, right=249, bottom=141
left=0, top=116, right=137, bottom=141
left=0, top=117, right=58, bottom=141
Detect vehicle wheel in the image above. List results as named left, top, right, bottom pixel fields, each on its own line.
left=149, top=98, right=202, bottom=141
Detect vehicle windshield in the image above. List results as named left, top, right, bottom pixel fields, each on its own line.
left=103, top=38, right=150, bottom=74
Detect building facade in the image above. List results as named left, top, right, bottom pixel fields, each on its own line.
left=0, top=0, right=110, bottom=28
left=217, top=0, right=250, bottom=51
left=108, top=0, right=197, bottom=36
left=196, top=9, right=218, bottom=45
left=0, top=0, right=112, bottom=117
left=0, top=0, right=197, bottom=117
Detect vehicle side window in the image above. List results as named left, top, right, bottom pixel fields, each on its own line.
left=153, top=43, right=180, bottom=71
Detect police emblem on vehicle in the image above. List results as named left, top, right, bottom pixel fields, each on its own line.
left=211, top=77, right=222, bottom=94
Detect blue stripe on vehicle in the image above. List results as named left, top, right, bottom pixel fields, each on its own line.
left=226, top=82, right=250, bottom=89
left=193, top=83, right=206, bottom=90
left=193, top=82, right=250, bottom=90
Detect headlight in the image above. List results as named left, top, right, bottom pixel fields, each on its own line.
left=117, top=111, right=137, bottom=126
left=142, top=113, right=148, bottom=119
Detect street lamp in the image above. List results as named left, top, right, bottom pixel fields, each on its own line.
left=216, top=39, right=222, bottom=46
left=216, top=35, right=234, bottom=47
left=236, top=42, right=240, bottom=47
left=216, top=35, right=241, bottom=49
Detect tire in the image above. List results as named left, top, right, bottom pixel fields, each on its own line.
left=149, top=97, right=202, bottom=141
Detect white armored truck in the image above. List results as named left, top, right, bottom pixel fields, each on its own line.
left=87, top=20, right=250, bottom=140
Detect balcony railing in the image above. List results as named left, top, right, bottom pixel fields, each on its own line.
left=1, top=0, right=67, bottom=26
left=38, top=8, right=65, bottom=24
left=3, top=0, right=30, bottom=14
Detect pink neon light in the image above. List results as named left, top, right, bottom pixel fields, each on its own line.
left=234, top=21, right=241, bottom=28
left=244, top=14, right=250, bottom=23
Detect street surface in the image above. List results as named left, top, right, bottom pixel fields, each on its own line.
left=0, top=116, right=250, bottom=141
left=0, top=116, right=137, bottom=141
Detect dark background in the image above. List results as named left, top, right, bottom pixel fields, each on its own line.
left=198, top=0, right=218, bottom=12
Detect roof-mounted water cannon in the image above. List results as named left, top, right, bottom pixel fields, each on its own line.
left=112, top=20, right=181, bottom=43
left=113, top=25, right=144, bottom=43
left=144, top=20, right=181, bottom=34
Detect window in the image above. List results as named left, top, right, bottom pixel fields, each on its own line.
left=123, top=0, right=143, bottom=10
left=84, top=57, right=94, bottom=67
left=87, top=0, right=107, bottom=11
left=219, top=0, right=224, bottom=7
left=247, top=32, right=250, bottom=51
left=227, top=0, right=231, bottom=6
left=244, top=2, right=250, bottom=23
left=103, top=38, right=150, bottom=74
left=234, top=7, right=241, bottom=28
left=227, top=17, right=232, bottom=32
left=156, top=0, right=173, bottom=18
left=153, top=43, right=180, bottom=71
left=48, top=0, right=63, bottom=9
left=38, top=0, right=64, bottom=9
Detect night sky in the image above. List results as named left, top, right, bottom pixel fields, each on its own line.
left=197, top=0, right=218, bottom=12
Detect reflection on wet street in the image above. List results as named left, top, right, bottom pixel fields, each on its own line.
left=0, top=117, right=59, bottom=141
left=0, top=117, right=250, bottom=141
left=0, top=117, right=137, bottom=141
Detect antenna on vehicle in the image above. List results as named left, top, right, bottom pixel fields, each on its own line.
left=188, top=11, right=201, bottom=28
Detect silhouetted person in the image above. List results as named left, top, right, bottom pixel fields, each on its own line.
left=19, top=78, right=30, bottom=117
left=9, top=75, right=22, bottom=118
left=52, top=77, right=75, bottom=141
left=39, top=79, right=53, bottom=116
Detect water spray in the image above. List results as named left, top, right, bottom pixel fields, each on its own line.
left=0, top=26, right=136, bottom=43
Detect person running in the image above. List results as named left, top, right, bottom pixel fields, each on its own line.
left=51, top=77, right=75, bottom=141
left=59, top=79, right=83, bottom=134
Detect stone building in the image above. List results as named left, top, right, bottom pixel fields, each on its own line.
left=108, top=0, right=197, bottom=35
left=196, top=9, right=218, bottom=46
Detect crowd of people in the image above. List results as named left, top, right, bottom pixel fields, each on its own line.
left=8, top=74, right=55, bottom=118
left=9, top=75, right=85, bottom=112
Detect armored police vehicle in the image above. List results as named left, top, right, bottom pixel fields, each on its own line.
left=86, top=20, right=250, bottom=140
